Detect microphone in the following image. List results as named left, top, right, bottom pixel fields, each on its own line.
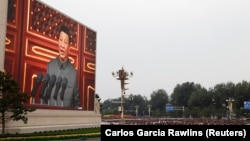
left=39, top=73, right=50, bottom=100
left=60, top=77, right=68, bottom=103
left=43, top=74, right=56, bottom=100
left=53, top=76, right=62, bottom=101
left=31, top=72, right=43, bottom=98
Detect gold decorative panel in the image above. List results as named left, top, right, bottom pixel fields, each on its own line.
left=85, top=28, right=96, bottom=55
left=27, top=0, right=78, bottom=48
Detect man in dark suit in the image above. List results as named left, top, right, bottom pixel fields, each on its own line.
left=45, top=25, right=80, bottom=108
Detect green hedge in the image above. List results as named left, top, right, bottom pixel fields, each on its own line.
left=0, top=127, right=100, bottom=141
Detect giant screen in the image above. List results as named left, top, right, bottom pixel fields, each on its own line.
left=4, top=0, right=96, bottom=111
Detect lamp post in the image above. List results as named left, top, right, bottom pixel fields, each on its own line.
left=226, top=97, right=234, bottom=119
left=147, top=104, right=152, bottom=117
left=135, top=105, right=139, bottom=117
left=112, top=66, right=133, bottom=122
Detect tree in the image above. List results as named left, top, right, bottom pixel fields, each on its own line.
left=124, top=94, right=148, bottom=116
left=150, top=89, right=169, bottom=116
left=171, top=82, right=198, bottom=107
left=0, top=71, right=36, bottom=135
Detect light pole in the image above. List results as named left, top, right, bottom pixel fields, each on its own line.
left=135, top=105, right=139, bottom=117
left=112, top=66, right=133, bottom=122
left=226, top=97, right=234, bottom=119
left=147, top=104, right=152, bottom=117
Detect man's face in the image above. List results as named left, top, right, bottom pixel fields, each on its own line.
left=58, top=31, right=70, bottom=62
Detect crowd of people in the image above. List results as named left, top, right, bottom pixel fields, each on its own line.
left=102, top=117, right=250, bottom=125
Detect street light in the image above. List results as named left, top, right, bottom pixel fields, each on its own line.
left=226, top=97, right=235, bottom=119
left=112, top=66, right=133, bottom=122
left=147, top=104, right=152, bottom=117
left=135, top=105, right=139, bottom=117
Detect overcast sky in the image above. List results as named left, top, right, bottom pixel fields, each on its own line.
left=40, top=0, right=250, bottom=101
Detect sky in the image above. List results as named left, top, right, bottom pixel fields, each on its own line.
left=40, top=0, right=250, bottom=102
